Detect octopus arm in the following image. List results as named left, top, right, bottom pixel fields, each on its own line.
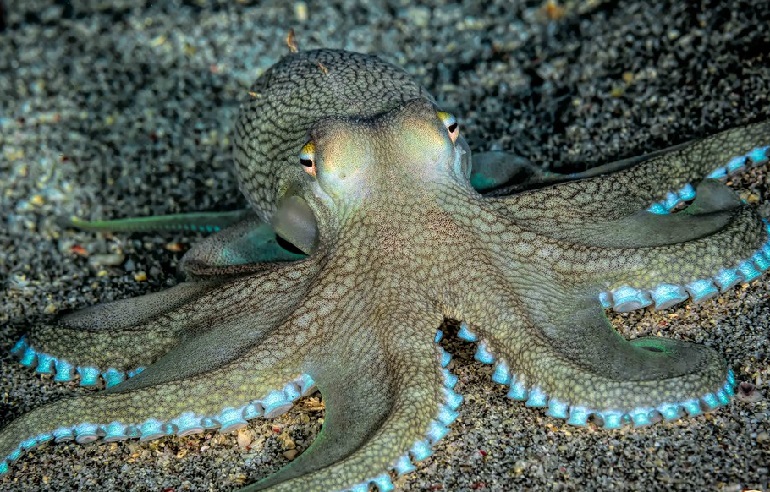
left=68, top=209, right=306, bottom=279
left=551, top=179, right=740, bottom=248
left=495, top=176, right=746, bottom=247
left=470, top=147, right=675, bottom=194
left=0, top=314, right=315, bottom=473
left=485, top=183, right=767, bottom=314
left=496, top=120, right=769, bottom=223
left=66, top=209, right=251, bottom=234
left=12, top=281, right=217, bottom=386
left=545, top=197, right=768, bottom=308
left=246, top=309, right=456, bottom=492
left=460, top=293, right=731, bottom=428
left=10, top=258, right=320, bottom=389
left=478, top=140, right=694, bottom=196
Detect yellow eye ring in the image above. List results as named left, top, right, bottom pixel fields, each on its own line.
left=299, top=141, right=316, bottom=177
left=437, top=111, right=459, bottom=143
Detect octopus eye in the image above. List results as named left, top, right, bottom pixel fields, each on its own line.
left=299, top=141, right=316, bottom=177
left=437, top=111, right=460, bottom=144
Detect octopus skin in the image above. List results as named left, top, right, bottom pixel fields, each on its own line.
left=2, top=49, right=769, bottom=491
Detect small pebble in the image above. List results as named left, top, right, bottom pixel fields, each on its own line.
left=88, top=253, right=125, bottom=267
left=294, top=2, right=308, bottom=21
left=236, top=429, right=252, bottom=449
left=283, top=449, right=298, bottom=460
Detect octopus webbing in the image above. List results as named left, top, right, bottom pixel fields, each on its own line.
left=1, top=49, right=769, bottom=491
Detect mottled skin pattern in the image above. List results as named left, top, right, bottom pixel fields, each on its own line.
left=1, top=49, right=769, bottom=491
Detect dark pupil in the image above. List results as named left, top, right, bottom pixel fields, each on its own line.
left=300, top=158, right=313, bottom=168
left=447, top=122, right=458, bottom=133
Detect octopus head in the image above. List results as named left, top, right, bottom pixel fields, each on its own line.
left=271, top=98, right=471, bottom=254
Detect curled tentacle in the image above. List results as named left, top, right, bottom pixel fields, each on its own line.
left=499, top=178, right=743, bottom=248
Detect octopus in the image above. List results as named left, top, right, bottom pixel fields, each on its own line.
left=1, top=48, right=769, bottom=492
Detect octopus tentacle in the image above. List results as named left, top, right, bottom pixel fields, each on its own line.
left=590, top=182, right=740, bottom=248
left=495, top=178, right=743, bottom=248
left=71, top=210, right=306, bottom=279
left=479, top=142, right=701, bottom=196
left=66, top=209, right=251, bottom=234
left=11, top=281, right=216, bottom=387
left=562, top=204, right=769, bottom=311
left=0, top=315, right=317, bottom=476
left=486, top=182, right=767, bottom=312
left=495, top=120, right=769, bottom=223
left=598, top=223, right=769, bottom=313
left=10, top=259, right=320, bottom=387
left=455, top=294, right=733, bottom=429
left=248, top=309, right=456, bottom=492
